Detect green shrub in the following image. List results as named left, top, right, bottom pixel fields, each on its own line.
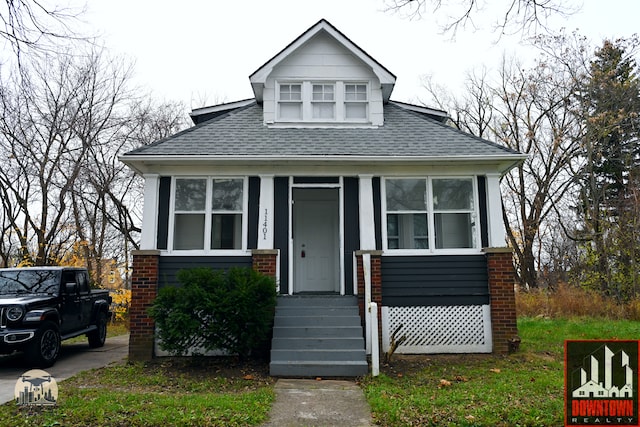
left=149, top=267, right=277, bottom=358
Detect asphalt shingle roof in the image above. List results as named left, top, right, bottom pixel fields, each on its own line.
left=123, top=102, right=520, bottom=159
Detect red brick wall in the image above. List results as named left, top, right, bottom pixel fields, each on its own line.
left=355, top=251, right=383, bottom=354
left=486, top=248, right=520, bottom=354
left=129, top=250, right=160, bottom=361
left=252, top=250, right=278, bottom=279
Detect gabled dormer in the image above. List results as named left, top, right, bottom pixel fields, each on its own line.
left=249, top=19, right=396, bottom=127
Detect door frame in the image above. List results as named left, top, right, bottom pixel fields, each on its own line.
left=287, top=177, right=345, bottom=295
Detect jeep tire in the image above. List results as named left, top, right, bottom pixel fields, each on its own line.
left=27, top=321, right=61, bottom=368
left=87, top=311, right=107, bottom=348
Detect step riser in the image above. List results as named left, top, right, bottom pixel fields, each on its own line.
left=270, top=362, right=369, bottom=377
left=271, top=338, right=364, bottom=350
left=271, top=349, right=366, bottom=362
left=274, top=316, right=362, bottom=327
left=273, top=326, right=363, bottom=338
left=275, top=296, right=358, bottom=307
left=275, top=307, right=360, bottom=316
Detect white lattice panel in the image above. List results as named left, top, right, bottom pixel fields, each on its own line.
left=382, top=305, right=492, bottom=354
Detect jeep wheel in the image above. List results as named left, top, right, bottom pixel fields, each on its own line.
left=27, top=322, right=61, bottom=368
left=88, top=312, right=107, bottom=348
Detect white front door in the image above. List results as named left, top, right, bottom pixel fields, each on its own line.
left=293, top=188, right=339, bottom=293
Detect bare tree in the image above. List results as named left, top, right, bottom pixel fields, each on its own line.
left=0, top=48, right=187, bottom=279
left=0, top=0, right=87, bottom=62
left=423, top=34, right=588, bottom=288
left=384, top=0, right=578, bottom=36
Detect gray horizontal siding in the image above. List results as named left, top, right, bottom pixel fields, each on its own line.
left=381, top=255, right=489, bottom=306
left=158, top=256, right=252, bottom=289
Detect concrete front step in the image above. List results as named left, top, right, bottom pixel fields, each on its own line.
left=271, top=337, right=365, bottom=350
left=270, top=295, right=367, bottom=377
left=270, top=360, right=369, bottom=377
left=271, top=348, right=366, bottom=362
left=274, top=315, right=362, bottom=327
left=275, top=295, right=359, bottom=307
left=273, top=326, right=363, bottom=338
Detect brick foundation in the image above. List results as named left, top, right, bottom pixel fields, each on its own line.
left=128, top=249, right=281, bottom=362
left=355, top=250, right=383, bottom=355
left=485, top=247, right=520, bottom=354
left=129, top=250, right=160, bottom=361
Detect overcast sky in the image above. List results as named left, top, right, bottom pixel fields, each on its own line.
left=83, top=0, right=640, bottom=110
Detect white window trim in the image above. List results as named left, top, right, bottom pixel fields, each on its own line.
left=381, top=176, right=482, bottom=255
left=167, top=176, right=249, bottom=256
left=276, top=80, right=370, bottom=124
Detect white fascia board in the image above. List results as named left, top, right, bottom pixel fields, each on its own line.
left=249, top=20, right=396, bottom=98
left=120, top=153, right=527, bottom=175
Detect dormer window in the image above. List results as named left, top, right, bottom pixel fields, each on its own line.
left=345, top=84, right=368, bottom=119
left=276, top=81, right=369, bottom=123
left=278, top=84, right=302, bottom=120
left=312, top=84, right=335, bottom=119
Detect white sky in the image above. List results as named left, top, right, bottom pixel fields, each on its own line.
left=83, top=0, right=640, bottom=110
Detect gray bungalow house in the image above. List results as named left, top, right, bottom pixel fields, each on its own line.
left=121, top=19, right=526, bottom=377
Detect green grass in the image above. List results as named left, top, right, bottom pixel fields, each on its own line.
left=361, top=317, right=640, bottom=427
left=0, top=361, right=274, bottom=427
left=2, top=318, right=638, bottom=426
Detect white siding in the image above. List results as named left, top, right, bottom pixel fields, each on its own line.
left=262, top=32, right=384, bottom=126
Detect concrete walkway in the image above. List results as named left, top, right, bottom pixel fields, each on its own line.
left=261, top=378, right=374, bottom=427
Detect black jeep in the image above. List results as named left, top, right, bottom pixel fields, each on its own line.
left=0, top=267, right=112, bottom=367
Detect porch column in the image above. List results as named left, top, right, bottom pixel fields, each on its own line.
left=358, top=175, right=376, bottom=250
left=485, top=173, right=507, bottom=247
left=140, top=174, right=160, bottom=250
left=129, top=250, right=160, bottom=361
left=484, top=247, right=520, bottom=354
left=257, top=175, right=275, bottom=250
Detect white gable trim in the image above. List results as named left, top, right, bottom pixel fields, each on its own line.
left=250, top=19, right=396, bottom=102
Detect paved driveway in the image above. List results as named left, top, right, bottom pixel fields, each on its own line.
left=0, top=334, right=129, bottom=404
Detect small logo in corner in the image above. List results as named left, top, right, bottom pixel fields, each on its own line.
left=14, top=369, right=58, bottom=406
left=565, top=340, right=639, bottom=426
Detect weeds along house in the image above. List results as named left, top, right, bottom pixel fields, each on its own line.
left=120, top=19, right=526, bottom=377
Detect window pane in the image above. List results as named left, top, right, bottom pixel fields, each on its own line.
left=433, top=179, right=473, bottom=210
left=280, top=84, right=301, bottom=101
left=312, top=102, right=335, bottom=119
left=211, top=214, right=242, bottom=249
left=386, top=179, right=427, bottom=211
left=175, top=179, right=206, bottom=211
left=211, top=179, right=243, bottom=211
left=387, top=213, right=428, bottom=249
left=279, top=103, right=302, bottom=120
left=312, top=84, right=334, bottom=101
left=345, top=103, right=366, bottom=119
left=345, top=84, right=367, bottom=101
left=435, top=213, right=476, bottom=249
left=174, top=214, right=205, bottom=249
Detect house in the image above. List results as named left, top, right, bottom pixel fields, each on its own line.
left=120, top=19, right=526, bottom=377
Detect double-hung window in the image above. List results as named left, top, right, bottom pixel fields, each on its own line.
left=344, top=84, right=368, bottom=119
left=384, top=177, right=478, bottom=251
left=312, top=84, right=335, bottom=119
left=172, top=177, right=245, bottom=251
left=278, top=83, right=302, bottom=120
left=276, top=81, right=369, bottom=123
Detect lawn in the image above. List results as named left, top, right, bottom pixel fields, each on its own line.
left=1, top=318, right=638, bottom=426
left=361, top=317, right=640, bottom=427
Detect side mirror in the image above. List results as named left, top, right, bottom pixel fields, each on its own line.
left=65, top=282, right=78, bottom=294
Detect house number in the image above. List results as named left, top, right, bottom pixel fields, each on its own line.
left=262, top=208, right=269, bottom=240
